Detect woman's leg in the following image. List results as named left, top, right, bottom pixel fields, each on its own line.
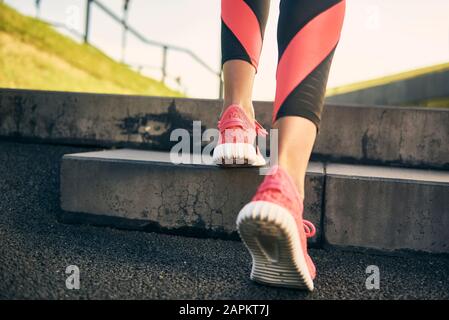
left=275, top=117, right=317, bottom=201
left=214, top=0, right=271, bottom=166
left=220, top=0, right=270, bottom=120
left=236, top=0, right=346, bottom=291
left=274, top=0, right=346, bottom=200
left=222, top=61, right=256, bottom=120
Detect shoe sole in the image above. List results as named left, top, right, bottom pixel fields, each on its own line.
left=236, top=200, right=314, bottom=291
left=213, top=143, right=266, bottom=167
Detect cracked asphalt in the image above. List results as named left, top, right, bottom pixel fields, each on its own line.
left=0, top=140, right=448, bottom=299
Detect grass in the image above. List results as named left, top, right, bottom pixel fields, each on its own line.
left=404, top=97, right=449, bottom=109
left=0, top=3, right=182, bottom=97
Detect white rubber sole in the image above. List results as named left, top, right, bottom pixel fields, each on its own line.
left=236, top=201, right=314, bottom=291
left=213, top=143, right=266, bottom=167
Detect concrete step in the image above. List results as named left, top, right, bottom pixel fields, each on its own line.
left=324, top=164, right=449, bottom=253
left=59, top=149, right=325, bottom=244
left=60, top=149, right=449, bottom=254
left=1, top=88, right=448, bottom=169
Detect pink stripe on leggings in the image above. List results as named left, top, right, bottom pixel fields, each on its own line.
left=221, top=0, right=263, bottom=70
left=273, top=1, right=346, bottom=122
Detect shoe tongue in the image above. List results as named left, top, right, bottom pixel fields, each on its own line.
left=222, top=104, right=251, bottom=123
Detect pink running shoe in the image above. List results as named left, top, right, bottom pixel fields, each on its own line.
left=213, top=104, right=267, bottom=167
left=236, top=166, right=316, bottom=291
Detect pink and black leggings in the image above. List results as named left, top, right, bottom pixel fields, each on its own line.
left=221, top=0, right=346, bottom=132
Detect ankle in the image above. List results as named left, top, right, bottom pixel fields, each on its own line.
left=277, top=161, right=305, bottom=202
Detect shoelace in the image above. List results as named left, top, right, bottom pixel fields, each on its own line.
left=217, top=119, right=267, bottom=137
left=258, top=180, right=316, bottom=238
left=303, top=220, right=316, bottom=238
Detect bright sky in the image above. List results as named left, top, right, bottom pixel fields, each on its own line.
left=6, top=0, right=449, bottom=99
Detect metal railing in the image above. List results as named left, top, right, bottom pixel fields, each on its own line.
left=35, top=0, right=223, bottom=97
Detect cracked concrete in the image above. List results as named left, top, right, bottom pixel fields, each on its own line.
left=324, top=163, right=449, bottom=253
left=315, top=104, right=449, bottom=169
left=60, top=149, right=449, bottom=253
left=60, top=150, right=324, bottom=244
left=1, top=89, right=448, bottom=169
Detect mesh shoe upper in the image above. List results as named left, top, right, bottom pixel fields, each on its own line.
left=252, top=165, right=317, bottom=278
left=217, top=104, right=267, bottom=144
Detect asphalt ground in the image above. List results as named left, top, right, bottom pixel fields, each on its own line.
left=0, top=140, right=448, bottom=299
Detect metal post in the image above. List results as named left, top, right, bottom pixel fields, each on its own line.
left=219, top=71, right=224, bottom=99
left=35, top=0, right=41, bottom=18
left=84, top=0, right=92, bottom=43
left=161, top=46, right=168, bottom=84
left=218, top=56, right=224, bottom=99
left=121, top=0, right=130, bottom=63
